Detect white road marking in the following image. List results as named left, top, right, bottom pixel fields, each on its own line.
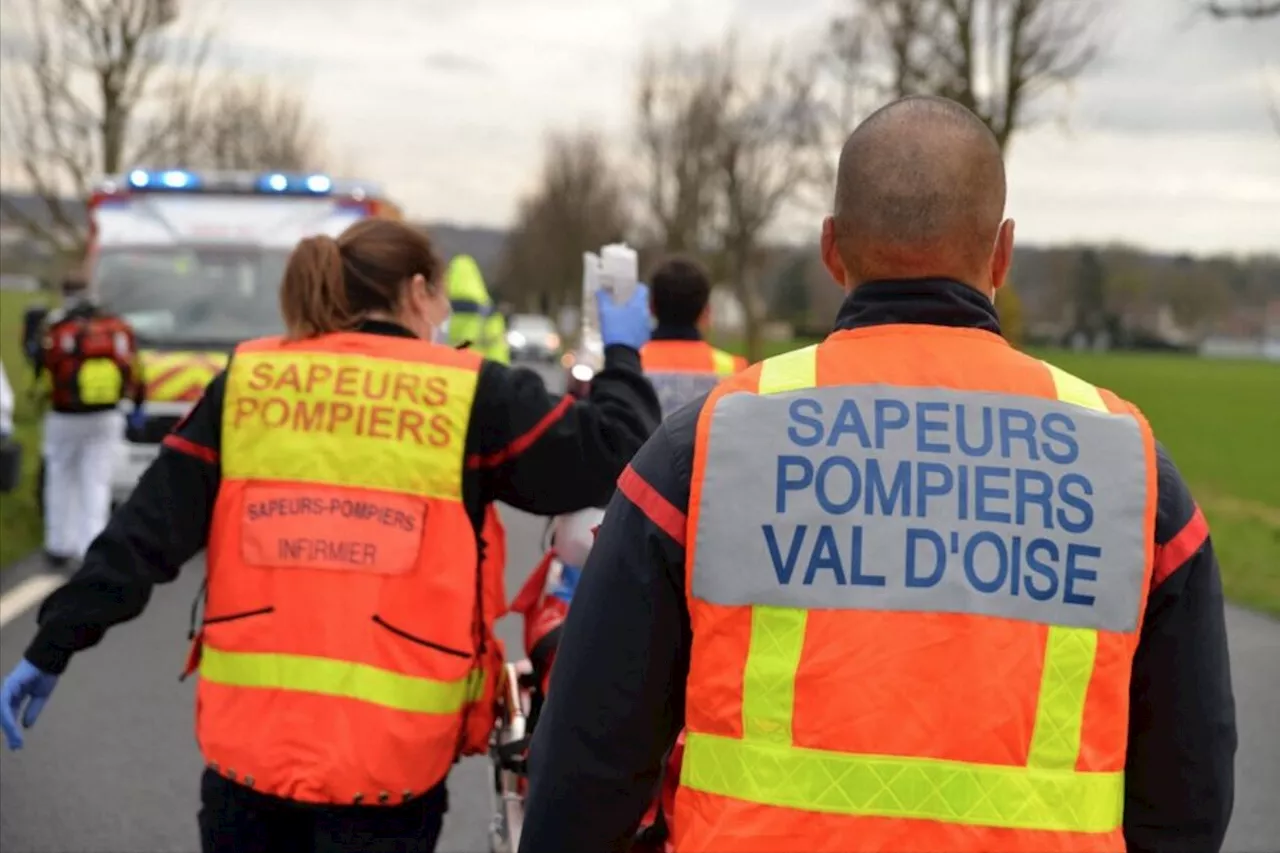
left=0, top=573, right=62, bottom=630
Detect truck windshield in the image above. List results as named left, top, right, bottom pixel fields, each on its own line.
left=94, top=245, right=290, bottom=347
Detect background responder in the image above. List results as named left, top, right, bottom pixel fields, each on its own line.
left=443, top=255, right=513, bottom=689
left=0, top=217, right=660, bottom=853
left=640, top=256, right=747, bottom=417
left=518, top=96, right=1236, bottom=853
left=447, top=253, right=510, bottom=363
left=0, top=358, right=13, bottom=440
left=20, top=301, right=51, bottom=516
left=0, top=358, right=18, bottom=493
left=22, top=301, right=50, bottom=372
left=34, top=275, right=140, bottom=568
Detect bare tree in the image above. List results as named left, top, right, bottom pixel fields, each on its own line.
left=1269, top=73, right=1280, bottom=134
left=1197, top=0, right=1280, bottom=133
left=180, top=79, right=326, bottom=171
left=829, top=0, right=1103, bottom=152
left=0, top=0, right=210, bottom=255
left=635, top=48, right=723, bottom=253
left=1204, top=1, right=1280, bottom=18
left=634, top=37, right=830, bottom=360
left=717, top=44, right=830, bottom=360
left=495, top=131, right=631, bottom=314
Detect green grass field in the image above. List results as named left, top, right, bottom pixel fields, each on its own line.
left=1032, top=349, right=1280, bottom=615
left=0, top=288, right=57, bottom=566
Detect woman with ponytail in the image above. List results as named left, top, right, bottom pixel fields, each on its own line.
left=1, top=217, right=661, bottom=853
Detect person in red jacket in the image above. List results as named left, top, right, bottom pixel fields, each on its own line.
left=640, top=257, right=746, bottom=418
left=35, top=275, right=142, bottom=567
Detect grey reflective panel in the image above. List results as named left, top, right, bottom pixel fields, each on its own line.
left=692, top=384, right=1148, bottom=633
left=648, top=371, right=722, bottom=418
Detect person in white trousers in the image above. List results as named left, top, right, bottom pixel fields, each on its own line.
left=41, top=408, right=122, bottom=565
left=37, top=278, right=132, bottom=568
left=0, top=359, right=14, bottom=440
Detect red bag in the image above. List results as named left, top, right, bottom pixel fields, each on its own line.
left=43, top=310, right=136, bottom=411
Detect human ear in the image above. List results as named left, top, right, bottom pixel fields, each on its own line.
left=990, top=219, right=1015, bottom=294
left=820, top=217, right=850, bottom=290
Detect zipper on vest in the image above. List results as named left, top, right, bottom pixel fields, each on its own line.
left=201, top=606, right=275, bottom=626
left=371, top=615, right=471, bottom=658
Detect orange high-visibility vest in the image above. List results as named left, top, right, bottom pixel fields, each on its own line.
left=642, top=340, right=746, bottom=417
left=677, top=324, right=1158, bottom=852
left=194, top=332, right=496, bottom=806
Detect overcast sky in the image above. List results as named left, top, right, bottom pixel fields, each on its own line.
left=7, top=0, right=1280, bottom=255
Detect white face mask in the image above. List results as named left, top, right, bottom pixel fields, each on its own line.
left=432, top=316, right=451, bottom=345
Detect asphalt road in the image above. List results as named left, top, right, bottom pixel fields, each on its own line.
left=1, top=360, right=1278, bottom=851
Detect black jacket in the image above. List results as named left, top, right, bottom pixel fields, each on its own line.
left=25, top=321, right=661, bottom=674
left=520, top=279, right=1237, bottom=853
left=650, top=324, right=703, bottom=342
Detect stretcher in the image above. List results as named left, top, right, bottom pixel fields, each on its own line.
left=487, top=522, right=678, bottom=853
left=487, top=659, right=677, bottom=853
left=487, top=661, right=535, bottom=853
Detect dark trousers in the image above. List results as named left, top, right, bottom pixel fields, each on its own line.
left=198, top=769, right=448, bottom=853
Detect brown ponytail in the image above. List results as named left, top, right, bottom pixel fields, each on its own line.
left=278, top=219, right=444, bottom=340
left=280, top=235, right=351, bottom=338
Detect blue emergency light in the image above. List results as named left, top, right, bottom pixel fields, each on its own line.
left=255, top=172, right=335, bottom=195
left=127, top=168, right=201, bottom=190
left=111, top=169, right=376, bottom=199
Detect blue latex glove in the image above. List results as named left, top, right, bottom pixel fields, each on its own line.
left=597, top=282, right=652, bottom=351
left=1, top=659, right=59, bottom=750
left=127, top=405, right=146, bottom=432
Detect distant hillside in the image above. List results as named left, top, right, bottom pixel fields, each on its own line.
left=5, top=190, right=1277, bottom=341
left=0, top=192, right=89, bottom=228
left=414, top=222, right=507, bottom=279
left=763, top=242, right=1280, bottom=344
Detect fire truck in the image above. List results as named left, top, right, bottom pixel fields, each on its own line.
left=85, top=168, right=403, bottom=506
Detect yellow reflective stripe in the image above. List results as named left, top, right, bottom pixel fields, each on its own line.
left=1028, top=627, right=1098, bottom=769
left=200, top=646, right=483, bottom=715
left=740, top=347, right=819, bottom=743
left=142, top=351, right=227, bottom=402
left=683, top=732, right=1123, bottom=833
left=1043, top=361, right=1107, bottom=412
left=741, top=608, right=807, bottom=744
left=711, top=349, right=738, bottom=376
left=1032, top=361, right=1107, bottom=771
left=757, top=345, right=817, bottom=395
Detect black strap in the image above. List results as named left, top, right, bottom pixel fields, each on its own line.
left=187, top=577, right=208, bottom=640
left=528, top=624, right=562, bottom=678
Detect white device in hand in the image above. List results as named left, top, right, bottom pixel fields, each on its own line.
left=598, top=243, right=638, bottom=307
left=582, top=251, right=602, bottom=344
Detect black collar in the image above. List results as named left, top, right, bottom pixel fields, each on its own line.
left=354, top=319, right=418, bottom=339
left=650, top=324, right=704, bottom=342
left=834, top=278, right=1002, bottom=336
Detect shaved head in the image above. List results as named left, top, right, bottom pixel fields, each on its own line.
left=828, top=96, right=1008, bottom=289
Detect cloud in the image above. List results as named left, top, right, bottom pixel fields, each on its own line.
left=0, top=30, right=34, bottom=63
left=1068, top=0, right=1280, bottom=136
left=3, top=0, right=1276, bottom=252
left=424, top=51, right=493, bottom=75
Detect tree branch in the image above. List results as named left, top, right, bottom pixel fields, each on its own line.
left=1205, top=0, right=1280, bottom=19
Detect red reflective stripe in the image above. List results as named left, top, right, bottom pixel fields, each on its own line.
left=618, top=465, right=687, bottom=547
left=163, top=433, right=219, bottom=464
left=467, top=395, right=574, bottom=469
left=1153, top=505, right=1209, bottom=589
